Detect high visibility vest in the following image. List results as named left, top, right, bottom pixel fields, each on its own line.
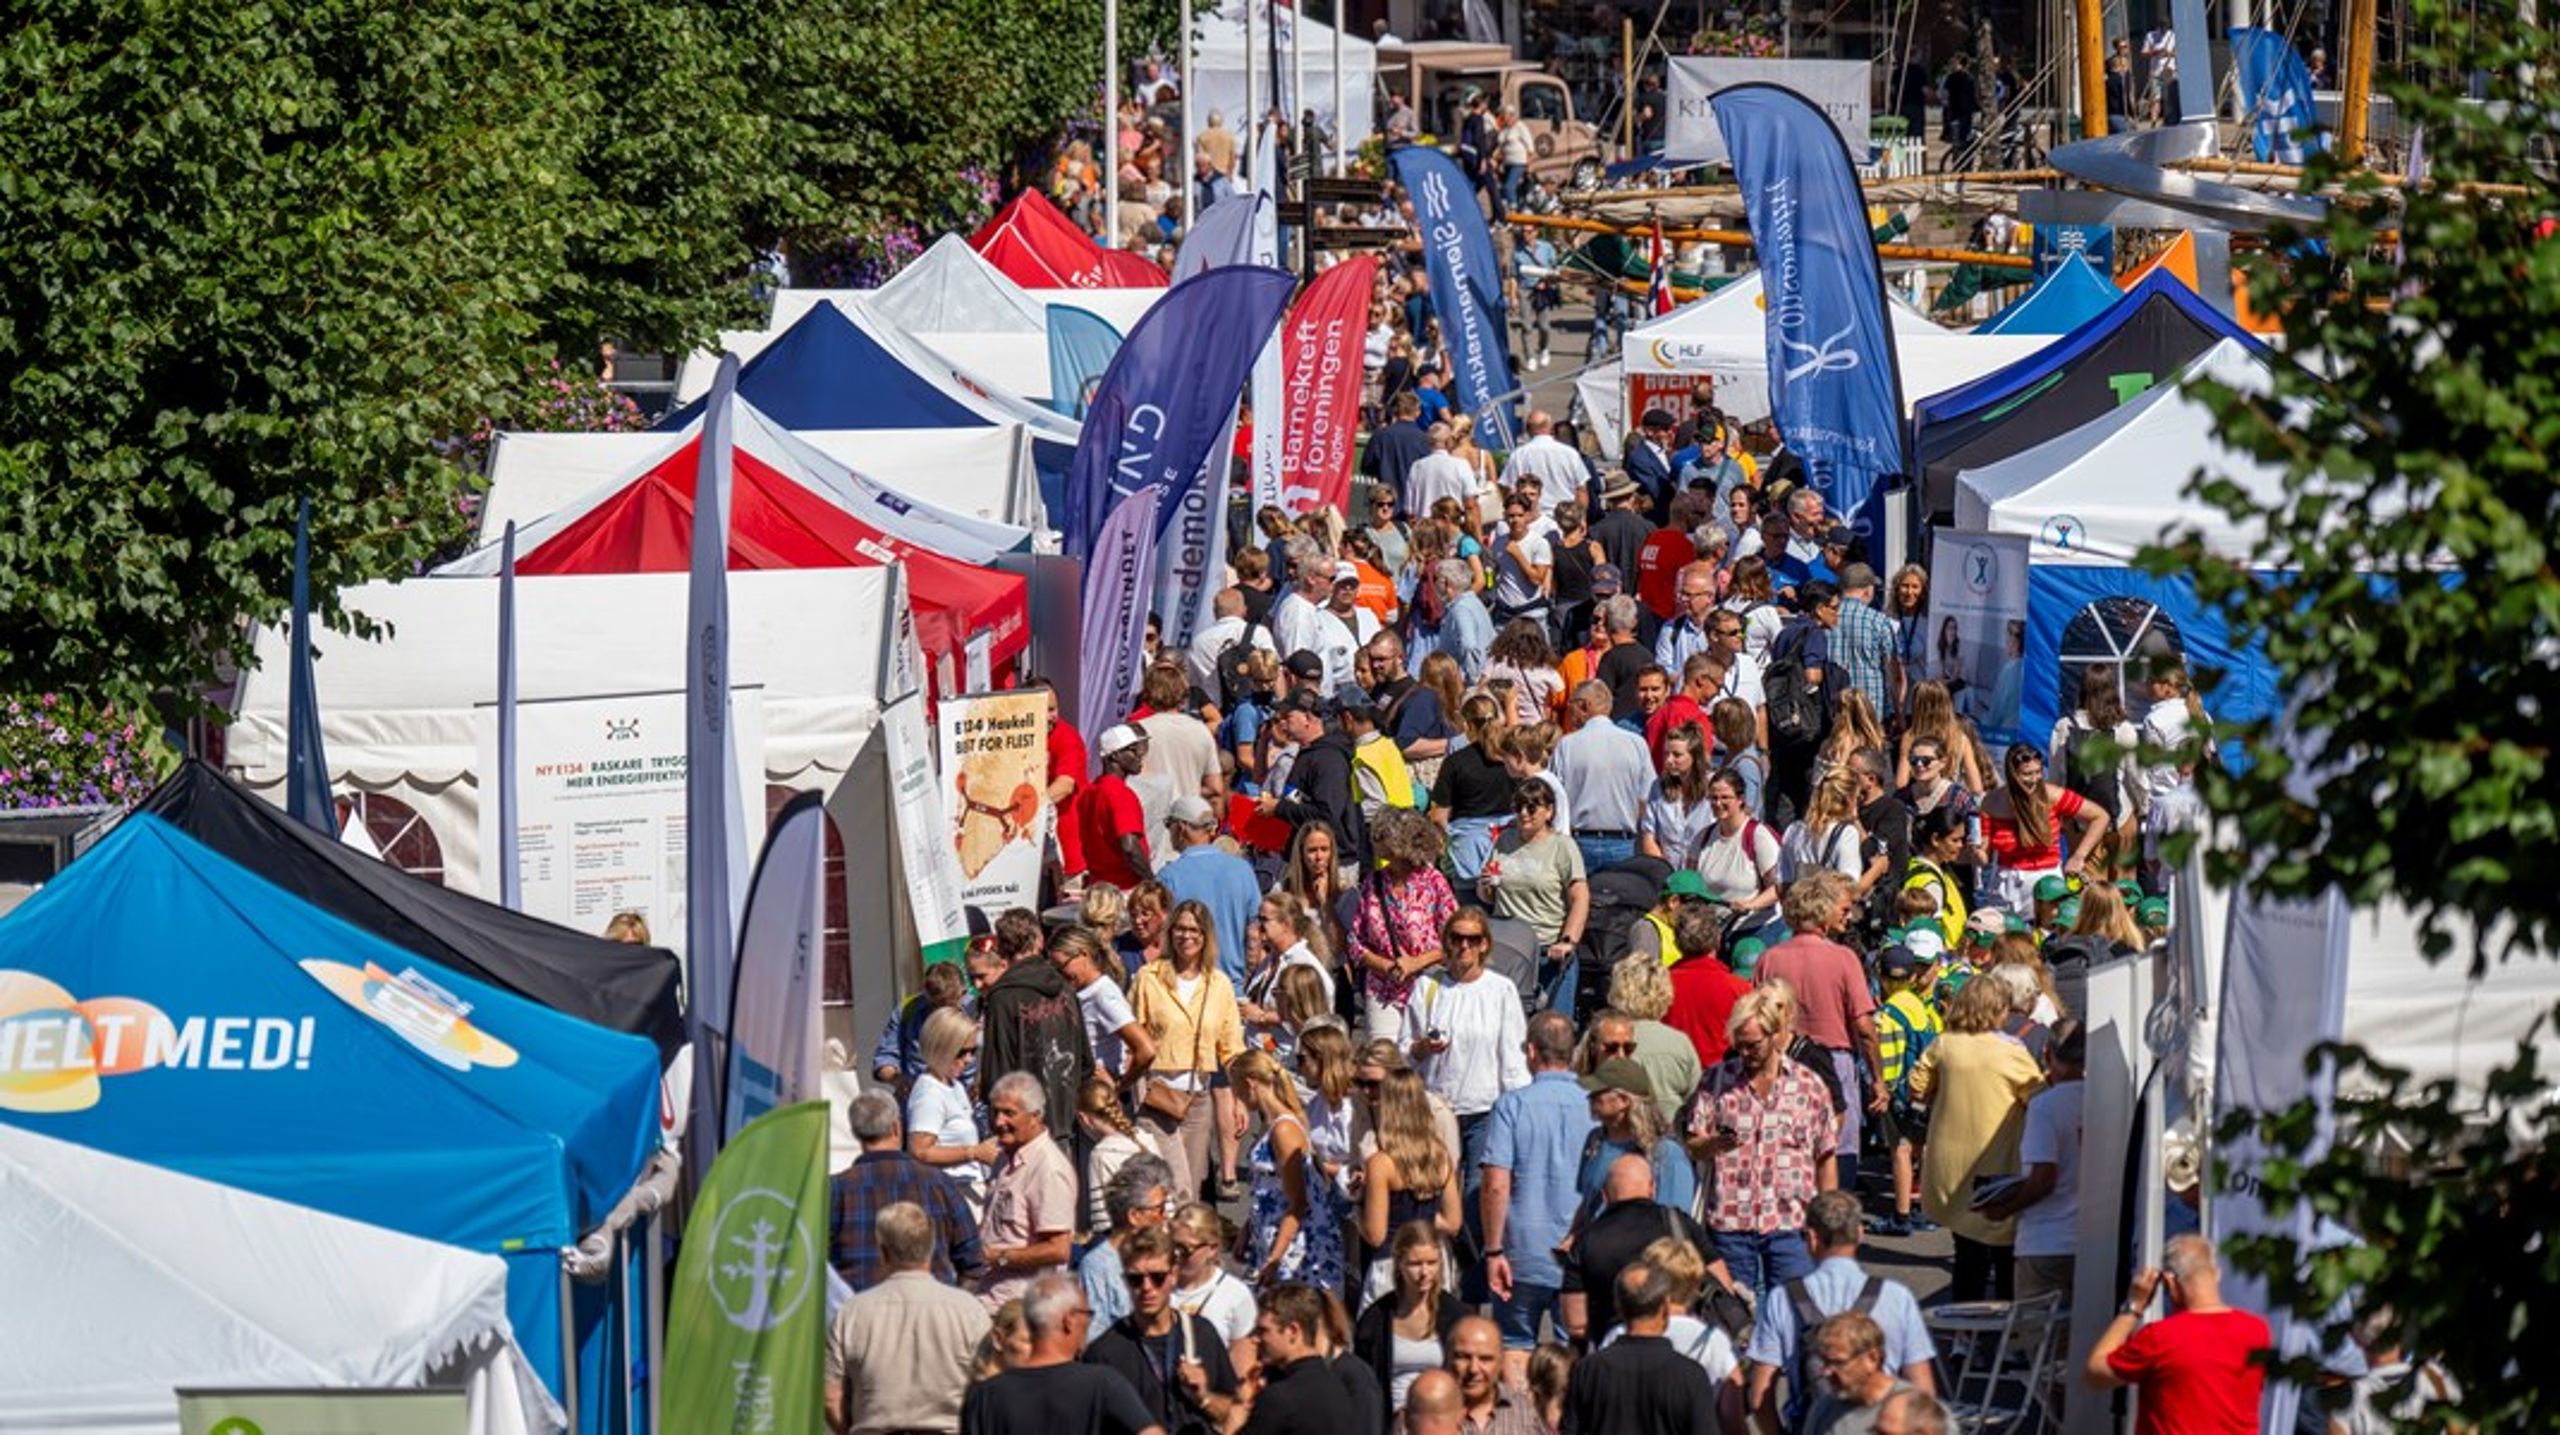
left=1351, top=733, right=1420, bottom=811
left=1902, top=857, right=1966, bottom=948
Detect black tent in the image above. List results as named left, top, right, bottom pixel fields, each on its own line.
left=135, top=759, right=685, bottom=1061
left=1911, top=269, right=2268, bottom=523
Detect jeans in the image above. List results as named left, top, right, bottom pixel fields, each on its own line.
left=1448, top=815, right=1502, bottom=883
left=1575, top=834, right=1636, bottom=873
left=1457, top=1110, right=1492, bottom=1303
left=1494, top=1281, right=1563, bottom=1349
left=1501, top=162, right=1527, bottom=212
left=1953, top=1234, right=2016, bottom=1303
left=1711, top=1227, right=1816, bottom=1309
left=1539, top=950, right=1580, bottom=1023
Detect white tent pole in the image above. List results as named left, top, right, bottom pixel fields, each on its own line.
left=559, top=1264, right=580, bottom=1435
left=1245, top=0, right=1259, bottom=183
left=646, top=1210, right=664, bottom=1435
left=1103, top=0, right=1121, bottom=249
left=1332, top=2, right=1347, bottom=173
left=1291, top=0, right=1306, bottom=160
left=1181, top=3, right=1196, bottom=227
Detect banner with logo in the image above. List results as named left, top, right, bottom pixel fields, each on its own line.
left=1151, top=413, right=1236, bottom=657
left=1047, top=306, right=1124, bottom=420
left=1390, top=144, right=1518, bottom=449
left=686, top=356, right=752, bottom=1180
left=1249, top=121, right=1287, bottom=518
left=934, top=690, right=1053, bottom=915
left=1712, top=83, right=1910, bottom=525
left=1278, top=255, right=1376, bottom=515
left=2230, top=28, right=2328, bottom=165
left=1061, top=265, right=1295, bottom=559
left=473, top=690, right=767, bottom=963
left=1666, top=59, right=1869, bottom=166
left=1077, top=486, right=1167, bottom=749
left=1925, top=531, right=2031, bottom=748
left=665, top=1100, right=830, bottom=1435
left=724, top=793, right=828, bottom=1141
left=2031, top=222, right=2116, bottom=278
left=179, top=1389, right=467, bottom=1435
left=882, top=687, right=970, bottom=968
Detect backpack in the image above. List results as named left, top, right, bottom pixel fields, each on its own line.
left=1877, top=996, right=1938, bottom=1097
left=2062, top=718, right=2124, bottom=816
left=1762, top=621, right=1827, bottom=749
left=1212, top=623, right=1271, bottom=710
left=1576, top=860, right=1670, bottom=1018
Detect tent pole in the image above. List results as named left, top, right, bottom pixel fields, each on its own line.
left=620, top=1228, right=636, bottom=1435
left=1103, top=0, right=1121, bottom=249
left=2077, top=0, right=2107, bottom=137
left=1181, top=0, right=1195, bottom=229
left=560, top=1264, right=580, bottom=1435
left=1332, top=1, right=1347, bottom=174
left=646, top=1211, right=665, bottom=1435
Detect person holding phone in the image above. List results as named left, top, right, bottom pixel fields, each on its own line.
left=1399, top=910, right=1532, bottom=1260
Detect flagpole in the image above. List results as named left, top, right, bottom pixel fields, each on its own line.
left=1180, top=1, right=1195, bottom=228
left=1331, top=2, right=1346, bottom=173
left=497, top=521, right=522, bottom=911
left=1103, top=0, right=1120, bottom=248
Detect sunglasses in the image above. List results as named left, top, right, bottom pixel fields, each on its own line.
left=1597, top=1041, right=1637, bottom=1056
left=1356, top=1077, right=1384, bottom=1094
left=1174, top=1242, right=1211, bottom=1260
left=1129, top=1269, right=1176, bottom=1287
left=1450, top=932, right=1490, bottom=948
left=1911, top=753, right=1941, bottom=766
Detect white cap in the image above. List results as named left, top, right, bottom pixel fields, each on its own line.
left=1332, top=560, right=1360, bottom=583
left=1098, top=724, right=1146, bottom=757
left=1167, top=794, right=1216, bottom=828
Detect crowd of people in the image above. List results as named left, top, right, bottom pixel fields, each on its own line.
left=811, top=345, right=2303, bottom=1434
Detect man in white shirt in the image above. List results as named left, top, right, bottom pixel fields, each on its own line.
left=1269, top=539, right=1361, bottom=697
left=1324, top=560, right=1384, bottom=645
left=1501, top=409, right=1589, bottom=500
left=1184, top=586, right=1274, bottom=699
left=1550, top=682, right=1653, bottom=872
left=1402, top=907, right=1530, bottom=1137
left=1404, top=422, right=1480, bottom=517
left=1983, top=1025, right=2085, bottom=1309
left=1490, top=490, right=1553, bottom=624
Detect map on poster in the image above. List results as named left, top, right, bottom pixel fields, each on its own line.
left=475, top=688, right=766, bottom=961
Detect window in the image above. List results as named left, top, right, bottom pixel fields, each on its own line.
left=335, top=792, right=444, bottom=886
left=1519, top=81, right=1567, bottom=125
left=2059, top=598, right=2187, bottom=721
left=764, top=785, right=853, bottom=1003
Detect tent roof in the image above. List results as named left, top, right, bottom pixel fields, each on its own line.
left=443, top=396, right=1028, bottom=670
left=658, top=301, right=988, bottom=433
left=0, top=816, right=663, bottom=1252
left=133, top=761, right=684, bottom=1062
left=1977, top=254, right=2122, bottom=336
left=1954, top=338, right=2286, bottom=564
left=2117, top=231, right=2284, bottom=335
left=1629, top=269, right=1943, bottom=350
left=0, top=1122, right=558, bottom=1433
left=862, top=234, right=1047, bottom=334
left=969, top=193, right=1168, bottom=290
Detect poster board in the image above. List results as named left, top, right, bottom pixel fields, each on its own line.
left=179, top=1389, right=468, bottom=1435
left=1665, top=59, right=1872, bottom=166
left=475, top=688, right=767, bottom=962
left=1925, top=531, right=2032, bottom=748
left=934, top=690, right=1052, bottom=916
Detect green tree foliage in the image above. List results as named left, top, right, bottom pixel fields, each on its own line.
left=2157, top=4, right=2560, bottom=1425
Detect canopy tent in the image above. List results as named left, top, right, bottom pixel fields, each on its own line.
left=2117, top=230, right=2285, bottom=335
left=479, top=425, right=1045, bottom=536
left=1190, top=0, right=1378, bottom=154
left=134, top=760, right=684, bottom=1063
left=0, top=816, right=661, bottom=1423
left=1912, top=268, right=2268, bottom=519
left=0, top=1123, right=560, bottom=1434
left=447, top=394, right=1029, bottom=677
left=770, top=283, right=1160, bottom=340
left=225, top=566, right=932, bottom=1073
left=969, top=192, right=1169, bottom=289
left=1976, top=254, right=2123, bottom=336
left=858, top=234, right=1047, bottom=334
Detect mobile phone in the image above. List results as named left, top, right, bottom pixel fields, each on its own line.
left=1428, top=1027, right=1447, bottom=1044
left=1965, top=812, right=1985, bottom=849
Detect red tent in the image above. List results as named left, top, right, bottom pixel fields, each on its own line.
left=970, top=192, right=1168, bottom=290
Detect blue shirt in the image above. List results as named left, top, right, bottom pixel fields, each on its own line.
left=1743, top=1255, right=1939, bottom=1377
left=1079, top=1238, right=1129, bottom=1347
left=1417, top=387, right=1452, bottom=426
left=1159, top=844, right=1262, bottom=989
left=1480, top=1071, right=1597, bottom=1289
left=1438, top=592, right=1496, bottom=684
left=1576, top=1135, right=1696, bottom=1226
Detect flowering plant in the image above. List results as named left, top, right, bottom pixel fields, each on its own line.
left=1688, top=21, right=1782, bottom=57
left=800, top=164, right=1006, bottom=288
left=0, top=695, right=162, bottom=810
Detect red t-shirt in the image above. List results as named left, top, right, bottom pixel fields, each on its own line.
left=1985, top=788, right=2086, bottom=871
left=2106, top=1308, right=2271, bottom=1435
left=1636, top=528, right=1696, bottom=619
left=1667, top=955, right=1753, bottom=1066
left=1753, top=933, right=1876, bottom=1051
left=1645, top=693, right=1708, bottom=769
left=1080, top=772, right=1149, bottom=890
left=1048, top=719, right=1089, bottom=875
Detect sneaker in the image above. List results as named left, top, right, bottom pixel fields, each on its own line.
left=1908, top=1213, right=1940, bottom=1234
left=1872, top=1212, right=1912, bottom=1238
left=1537, top=350, right=1552, bottom=370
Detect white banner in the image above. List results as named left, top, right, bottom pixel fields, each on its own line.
left=934, top=690, right=1054, bottom=917
left=882, top=690, right=971, bottom=962
left=1666, top=60, right=1872, bottom=166
left=725, top=792, right=829, bottom=1141
left=473, top=689, right=766, bottom=964
left=1926, top=531, right=2031, bottom=748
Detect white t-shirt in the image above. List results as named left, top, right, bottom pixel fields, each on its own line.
left=906, top=1073, right=984, bottom=1187
left=2139, top=699, right=2200, bottom=801
left=1185, top=615, right=1274, bottom=698
left=1501, top=434, right=1588, bottom=497
left=1722, top=599, right=1786, bottom=660
left=1717, top=650, right=1767, bottom=708
left=2014, top=1079, right=2084, bottom=1258
left=1599, top=1314, right=1739, bottom=1384
left=1405, top=450, right=1479, bottom=515
left=1272, top=591, right=1362, bottom=697
left=1693, top=820, right=1782, bottom=904
left=1492, top=530, right=1554, bottom=610
left=1171, top=1269, right=1260, bottom=1347
left=1781, top=819, right=1866, bottom=882
left=1398, top=970, right=1531, bottom=1116
left=1079, top=975, right=1140, bottom=1076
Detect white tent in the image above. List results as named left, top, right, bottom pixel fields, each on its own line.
left=477, top=425, right=1044, bottom=539
left=854, top=235, right=1047, bottom=335
left=1190, top=0, right=1378, bottom=155
left=1954, top=338, right=2285, bottom=566
left=225, top=568, right=930, bottom=1055
left=0, top=1124, right=561, bottom=1435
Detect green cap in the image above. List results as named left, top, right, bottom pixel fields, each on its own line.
left=2052, top=896, right=2082, bottom=929
left=2033, top=874, right=2076, bottom=904
left=1579, top=1058, right=1653, bottom=1099
left=1662, top=869, right=1710, bottom=900
left=2137, top=896, right=2171, bottom=927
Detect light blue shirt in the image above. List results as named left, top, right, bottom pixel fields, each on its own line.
left=1159, top=844, right=1262, bottom=989
left=1078, top=1238, right=1128, bottom=1346
left=1576, top=1135, right=1696, bottom=1225
left=1439, top=591, right=1495, bottom=684
left=1480, top=1070, right=1598, bottom=1290
left=1743, top=1255, right=1939, bottom=1377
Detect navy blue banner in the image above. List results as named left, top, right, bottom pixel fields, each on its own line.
left=1710, top=83, right=1909, bottom=524
left=1172, top=193, right=1267, bottom=284
left=2231, top=28, right=2327, bottom=165
left=1389, top=145, right=1518, bottom=448
left=1062, top=265, right=1294, bottom=558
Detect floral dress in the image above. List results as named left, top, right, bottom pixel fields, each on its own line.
left=1245, top=1113, right=1345, bottom=1295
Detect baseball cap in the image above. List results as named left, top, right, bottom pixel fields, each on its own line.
left=1878, top=944, right=1926, bottom=978
left=1639, top=407, right=1676, bottom=431
left=1590, top=563, right=1626, bottom=596
left=1167, top=794, right=1216, bottom=828
left=1965, top=909, right=2008, bottom=942
left=2033, top=875, right=2075, bottom=904
left=1097, top=723, right=1146, bottom=757
left=1579, top=1058, right=1654, bottom=1099
left=1661, top=869, right=1709, bottom=900
left=1902, top=926, right=1949, bottom=962
left=1332, top=560, right=1360, bottom=584
left=2136, top=895, right=2171, bottom=927
left=1821, top=522, right=1854, bottom=548
left=1273, top=688, right=1327, bottom=718
left=1282, top=651, right=1326, bottom=683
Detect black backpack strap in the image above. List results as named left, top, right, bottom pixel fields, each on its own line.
left=1781, top=1277, right=1827, bottom=1342
left=1852, top=1275, right=1885, bottom=1316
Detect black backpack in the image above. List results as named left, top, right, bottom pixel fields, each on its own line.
left=1211, top=623, right=1270, bottom=710
left=2062, top=719, right=2124, bottom=817
left=1763, top=621, right=1828, bottom=748
left=1574, top=859, right=1669, bottom=1018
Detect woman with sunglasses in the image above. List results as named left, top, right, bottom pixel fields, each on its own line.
left=1897, top=681, right=1989, bottom=796
left=1478, top=779, right=1589, bottom=1019
left=1167, top=1203, right=1261, bottom=1372
left=1132, top=900, right=1248, bottom=1204
left=1979, top=743, right=2110, bottom=915
left=906, top=1006, right=997, bottom=1207
left=1241, top=891, right=1333, bottom=1050
left=1232, top=1048, right=1347, bottom=1294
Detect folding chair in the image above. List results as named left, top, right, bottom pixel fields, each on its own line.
left=1931, top=1290, right=2066, bottom=1433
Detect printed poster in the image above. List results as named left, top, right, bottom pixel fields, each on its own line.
left=1926, top=531, right=2032, bottom=748
left=934, top=690, right=1052, bottom=916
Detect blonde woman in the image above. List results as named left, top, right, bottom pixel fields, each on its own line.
left=1448, top=412, right=1501, bottom=515
left=1357, top=1069, right=1463, bottom=1304
left=1351, top=1221, right=1467, bottom=1415
left=1076, top=1075, right=1162, bottom=1238
left=2067, top=880, right=2146, bottom=956
left=1167, top=1202, right=1261, bottom=1369
left=1897, top=681, right=1990, bottom=794
left=1232, top=1048, right=1346, bottom=1292
left=1780, top=765, right=1874, bottom=894
left=1606, top=958, right=1701, bottom=1125
left=1270, top=965, right=1334, bottom=1063
left=906, top=1007, right=995, bottom=1201
left=1817, top=688, right=1888, bottom=782
left=1909, top=976, right=2045, bottom=1302
left=1131, top=900, right=1248, bottom=1203
left=1296, top=1023, right=1360, bottom=1195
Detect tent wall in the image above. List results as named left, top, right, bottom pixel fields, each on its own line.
left=2019, top=563, right=2281, bottom=760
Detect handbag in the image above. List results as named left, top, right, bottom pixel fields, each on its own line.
left=1139, top=969, right=1214, bottom=1122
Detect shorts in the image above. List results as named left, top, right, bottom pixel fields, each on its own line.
left=1878, top=1098, right=1929, bottom=1147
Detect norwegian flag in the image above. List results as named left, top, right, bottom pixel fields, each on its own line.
left=1648, top=216, right=1674, bottom=316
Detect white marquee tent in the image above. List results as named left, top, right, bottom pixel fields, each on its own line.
left=0, top=1123, right=561, bottom=1435
left=225, top=568, right=934, bottom=1054
left=1189, top=0, right=1378, bottom=156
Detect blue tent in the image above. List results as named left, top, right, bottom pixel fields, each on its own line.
left=0, top=815, right=661, bottom=1428
left=1911, top=269, right=2269, bottom=521
left=1976, top=254, right=2122, bottom=336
